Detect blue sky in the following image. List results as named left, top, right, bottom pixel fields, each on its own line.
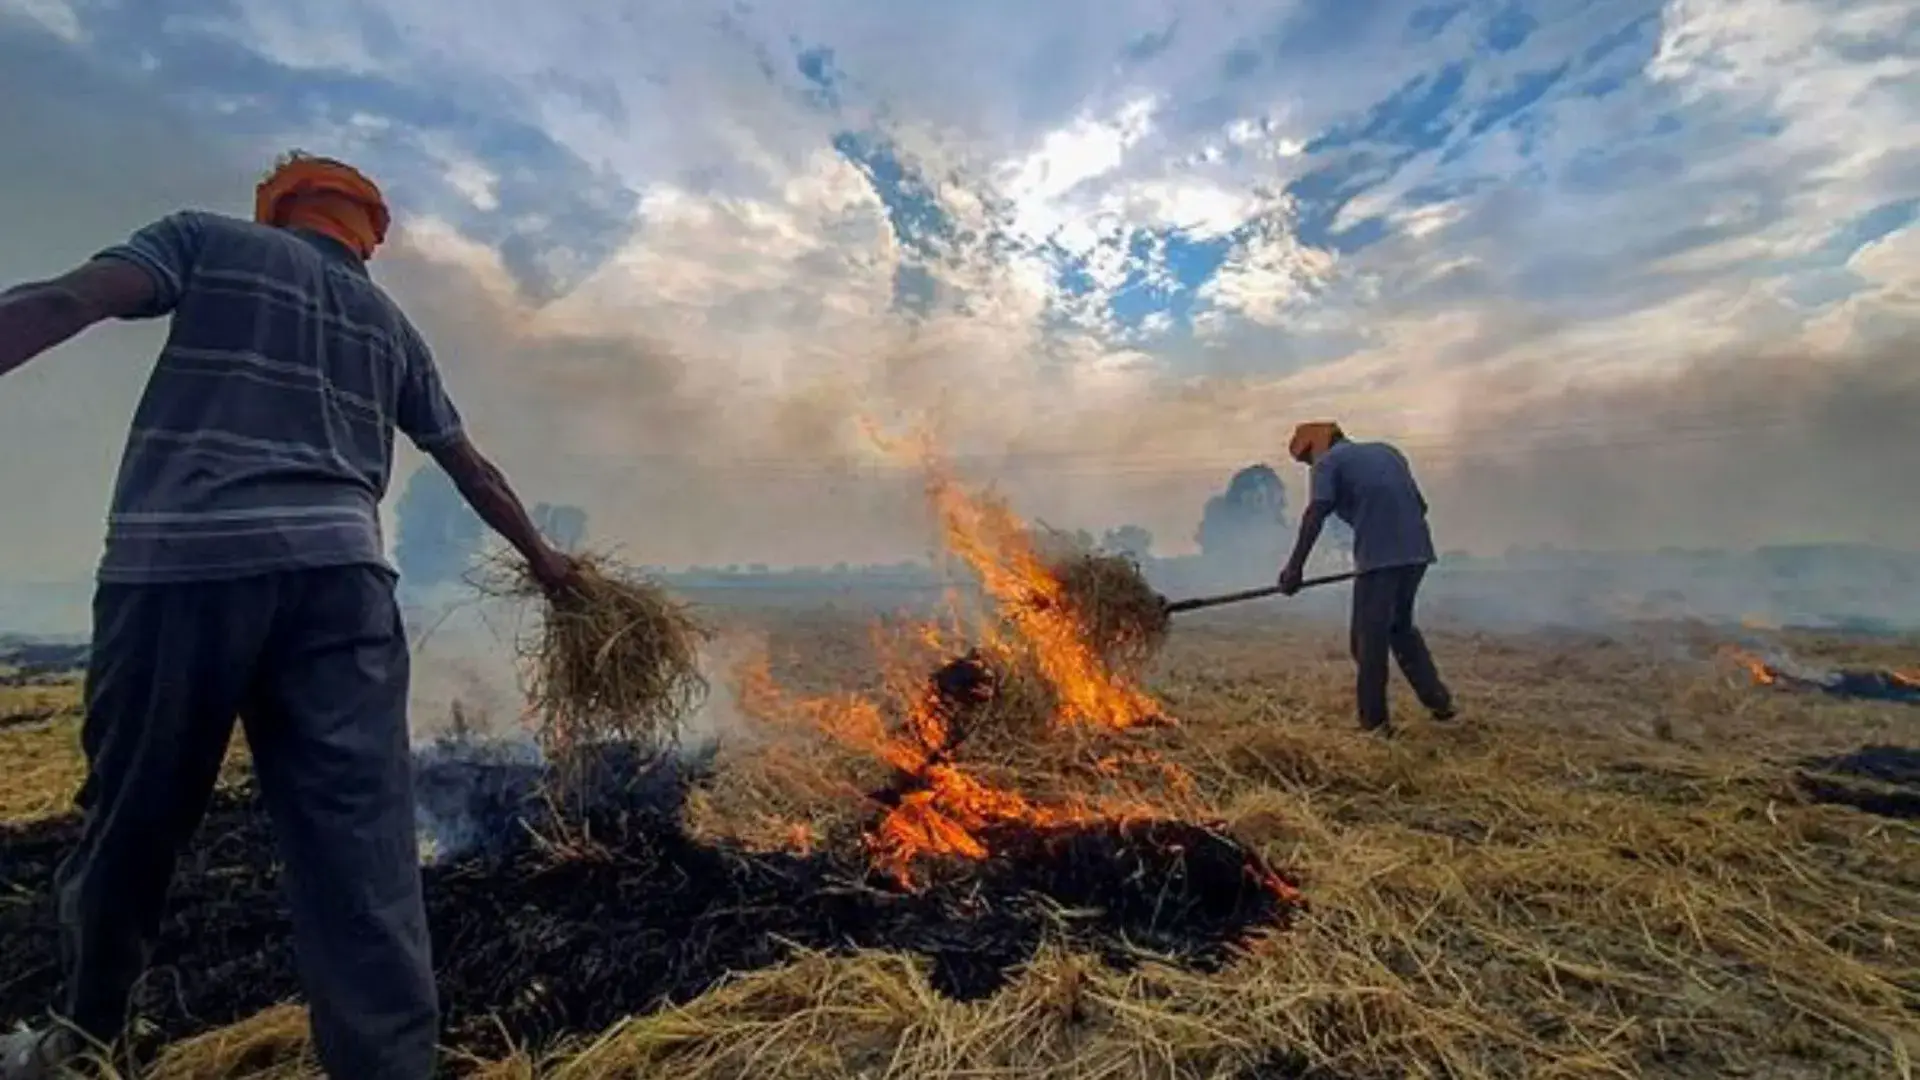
left=8, top=0, right=1914, bottom=344
left=1, top=0, right=1918, bottom=574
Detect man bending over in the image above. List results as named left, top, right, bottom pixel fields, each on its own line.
left=1277, top=421, right=1455, bottom=736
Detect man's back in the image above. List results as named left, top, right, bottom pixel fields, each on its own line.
left=1309, top=439, right=1436, bottom=573
left=97, top=211, right=463, bottom=584
left=0, top=157, right=582, bottom=1080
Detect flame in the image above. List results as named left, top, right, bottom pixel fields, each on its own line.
left=1894, top=668, right=1920, bottom=689
left=892, top=429, right=1161, bottom=732
left=740, top=649, right=1122, bottom=886
left=1720, top=646, right=1780, bottom=686
left=783, top=822, right=817, bottom=854
left=868, top=765, right=1104, bottom=887
left=728, top=428, right=1198, bottom=888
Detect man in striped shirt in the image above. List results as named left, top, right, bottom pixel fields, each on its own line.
left=0, top=154, right=578, bottom=1079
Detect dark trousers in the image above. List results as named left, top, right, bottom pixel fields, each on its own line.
left=1350, top=564, right=1452, bottom=731
left=55, top=566, right=437, bottom=1080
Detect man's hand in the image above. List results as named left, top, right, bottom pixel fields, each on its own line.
left=527, top=545, right=583, bottom=597
left=1277, top=564, right=1305, bottom=596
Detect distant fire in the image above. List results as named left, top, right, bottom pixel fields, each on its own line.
left=1721, top=646, right=1920, bottom=706
left=1723, top=647, right=1781, bottom=686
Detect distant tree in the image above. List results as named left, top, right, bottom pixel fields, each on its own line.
left=1030, top=523, right=1100, bottom=561
left=1101, top=524, right=1155, bottom=561
left=394, top=465, right=485, bottom=588
left=1196, top=464, right=1290, bottom=571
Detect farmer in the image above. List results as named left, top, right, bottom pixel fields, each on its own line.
left=0, top=153, right=578, bottom=1079
left=1277, top=421, right=1455, bottom=735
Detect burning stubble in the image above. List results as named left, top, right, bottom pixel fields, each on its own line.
left=1719, top=644, right=1920, bottom=705
left=717, top=438, right=1283, bottom=895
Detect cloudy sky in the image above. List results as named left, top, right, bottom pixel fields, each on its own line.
left=0, top=0, right=1916, bottom=580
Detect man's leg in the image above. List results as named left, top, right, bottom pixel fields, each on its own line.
left=1386, top=565, right=1453, bottom=718
left=1349, top=570, right=1396, bottom=732
left=241, top=566, right=437, bottom=1080
left=54, top=580, right=272, bottom=1046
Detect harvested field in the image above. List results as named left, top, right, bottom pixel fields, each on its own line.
left=0, top=612, right=1916, bottom=1079
left=0, top=753, right=1293, bottom=1066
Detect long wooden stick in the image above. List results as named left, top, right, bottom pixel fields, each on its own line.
left=1162, top=571, right=1358, bottom=615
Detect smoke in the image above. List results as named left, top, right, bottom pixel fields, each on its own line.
left=677, top=630, right=769, bottom=758
left=407, top=617, right=768, bottom=865
left=1, top=22, right=1918, bottom=639
left=1426, top=338, right=1920, bottom=554
left=393, top=466, right=486, bottom=589
left=405, top=598, right=528, bottom=742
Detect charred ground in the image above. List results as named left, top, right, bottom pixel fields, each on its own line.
left=0, top=743, right=1296, bottom=1066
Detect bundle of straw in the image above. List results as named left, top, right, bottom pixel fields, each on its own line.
left=489, top=552, right=712, bottom=783
left=1041, top=549, right=1172, bottom=671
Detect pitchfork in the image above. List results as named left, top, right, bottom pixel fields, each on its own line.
left=1160, top=571, right=1357, bottom=616
left=867, top=570, right=1359, bottom=798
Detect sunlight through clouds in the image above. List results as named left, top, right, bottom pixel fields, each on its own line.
left=0, top=0, right=1916, bottom=577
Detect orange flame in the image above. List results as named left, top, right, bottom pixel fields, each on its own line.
left=890, top=429, right=1161, bottom=732
left=783, top=822, right=817, bottom=855
left=1894, top=668, right=1919, bottom=689
left=730, top=428, right=1194, bottom=887
left=1721, top=646, right=1780, bottom=686
left=740, top=649, right=1121, bottom=886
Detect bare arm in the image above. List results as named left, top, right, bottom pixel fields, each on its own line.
left=1283, top=501, right=1331, bottom=578
left=428, top=435, right=553, bottom=561
left=428, top=435, right=575, bottom=589
left=0, top=259, right=158, bottom=378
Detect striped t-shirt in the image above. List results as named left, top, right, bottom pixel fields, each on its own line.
left=93, top=211, right=465, bottom=583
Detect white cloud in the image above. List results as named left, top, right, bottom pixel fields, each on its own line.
left=4, top=0, right=1919, bottom=579
left=0, top=0, right=82, bottom=42
left=1095, top=178, right=1257, bottom=238
left=439, top=156, right=499, bottom=212
left=1650, top=0, right=1920, bottom=204
left=1199, top=219, right=1338, bottom=329
left=162, top=4, right=385, bottom=75
left=999, top=97, right=1159, bottom=242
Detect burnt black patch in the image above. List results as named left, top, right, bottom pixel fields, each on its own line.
left=0, top=742, right=1298, bottom=1071
left=1795, top=744, right=1920, bottom=820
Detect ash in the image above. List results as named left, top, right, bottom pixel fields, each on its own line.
left=1795, top=744, right=1920, bottom=820
left=0, top=740, right=1299, bottom=1069
left=411, top=734, right=705, bottom=865
left=1816, top=670, right=1920, bottom=705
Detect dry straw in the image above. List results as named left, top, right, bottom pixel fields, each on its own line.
left=1041, top=548, right=1171, bottom=671
left=482, top=551, right=711, bottom=791
left=34, top=621, right=1920, bottom=1079
left=1019, top=528, right=1170, bottom=672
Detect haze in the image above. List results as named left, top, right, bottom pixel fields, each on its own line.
left=2, top=0, right=1915, bottom=591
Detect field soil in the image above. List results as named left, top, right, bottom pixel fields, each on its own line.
left=0, top=608, right=1914, bottom=1079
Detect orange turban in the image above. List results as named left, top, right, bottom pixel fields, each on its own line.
left=254, top=153, right=390, bottom=260
left=1288, top=421, right=1344, bottom=464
